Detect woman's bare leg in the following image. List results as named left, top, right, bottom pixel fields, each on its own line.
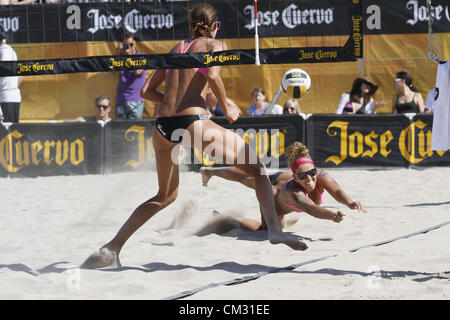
left=239, top=218, right=262, bottom=232
left=187, top=120, right=307, bottom=251
left=81, top=129, right=180, bottom=269
left=200, top=166, right=256, bottom=189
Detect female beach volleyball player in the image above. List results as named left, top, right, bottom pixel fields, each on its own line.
left=81, top=4, right=307, bottom=269
left=200, top=142, right=367, bottom=232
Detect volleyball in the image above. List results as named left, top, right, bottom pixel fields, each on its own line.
left=281, top=68, right=311, bottom=99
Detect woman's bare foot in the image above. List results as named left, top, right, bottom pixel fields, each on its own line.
left=268, top=231, right=308, bottom=251
left=80, top=247, right=121, bottom=269
left=200, top=167, right=213, bottom=187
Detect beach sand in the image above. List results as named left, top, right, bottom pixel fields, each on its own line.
left=0, top=167, right=449, bottom=300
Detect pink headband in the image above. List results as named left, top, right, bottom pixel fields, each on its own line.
left=291, top=156, right=315, bottom=173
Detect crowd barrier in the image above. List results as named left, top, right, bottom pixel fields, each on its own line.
left=0, top=114, right=448, bottom=178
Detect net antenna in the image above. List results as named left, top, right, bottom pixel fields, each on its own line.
left=427, top=0, right=441, bottom=64
left=254, top=0, right=260, bottom=66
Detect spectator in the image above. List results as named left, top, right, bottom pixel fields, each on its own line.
left=247, top=87, right=282, bottom=115
left=65, top=94, right=112, bottom=123
left=115, top=31, right=147, bottom=120
left=336, top=77, right=385, bottom=114
left=283, top=98, right=301, bottom=114
left=204, top=87, right=224, bottom=116
left=0, top=28, right=22, bottom=123
left=425, top=88, right=436, bottom=113
left=392, top=71, right=425, bottom=114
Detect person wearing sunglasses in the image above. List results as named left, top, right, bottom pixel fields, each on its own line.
left=115, top=31, right=147, bottom=120
left=392, top=71, right=425, bottom=114
left=65, top=94, right=112, bottom=122
left=283, top=98, right=301, bottom=114
left=200, top=141, right=367, bottom=232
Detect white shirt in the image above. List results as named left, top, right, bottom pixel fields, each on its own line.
left=335, top=92, right=375, bottom=114
left=0, top=43, right=21, bottom=103
left=431, top=62, right=450, bottom=151
left=425, top=88, right=436, bottom=111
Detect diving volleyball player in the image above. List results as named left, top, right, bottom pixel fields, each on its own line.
left=81, top=4, right=307, bottom=269
left=201, top=142, right=367, bottom=231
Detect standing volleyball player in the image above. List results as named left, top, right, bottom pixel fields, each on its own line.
left=81, top=4, right=307, bottom=269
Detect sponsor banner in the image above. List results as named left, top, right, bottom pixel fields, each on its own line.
left=1, top=115, right=449, bottom=178
left=365, top=0, right=450, bottom=34
left=350, top=0, right=363, bottom=58
left=0, top=122, right=102, bottom=177
left=189, top=115, right=305, bottom=170
left=410, top=114, right=450, bottom=166
left=0, top=45, right=355, bottom=77
left=0, top=1, right=351, bottom=44
left=306, top=114, right=412, bottom=168
left=103, top=120, right=156, bottom=173
left=1, top=0, right=447, bottom=46
left=0, top=124, right=8, bottom=177
left=0, top=1, right=447, bottom=50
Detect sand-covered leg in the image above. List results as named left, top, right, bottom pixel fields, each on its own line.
left=80, top=247, right=121, bottom=269
left=195, top=210, right=241, bottom=236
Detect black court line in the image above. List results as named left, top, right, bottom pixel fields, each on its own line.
left=162, top=220, right=450, bottom=300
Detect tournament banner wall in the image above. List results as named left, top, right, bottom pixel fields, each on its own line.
left=1, top=115, right=450, bottom=178
left=306, top=114, right=413, bottom=168
left=103, top=119, right=156, bottom=174
left=190, top=115, right=306, bottom=170
left=0, top=122, right=103, bottom=178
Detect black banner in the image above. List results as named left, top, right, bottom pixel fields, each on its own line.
left=350, top=0, right=363, bottom=58
left=0, top=44, right=356, bottom=77
left=189, top=115, right=306, bottom=170
left=306, top=114, right=412, bottom=168
left=1, top=115, right=450, bottom=178
left=0, top=122, right=102, bottom=177
left=0, top=1, right=351, bottom=44
left=103, top=119, right=156, bottom=174
left=364, top=0, right=450, bottom=35
left=0, top=0, right=447, bottom=46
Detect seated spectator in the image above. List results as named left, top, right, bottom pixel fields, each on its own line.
left=65, top=94, right=112, bottom=123
left=283, top=98, right=301, bottom=114
left=424, top=88, right=436, bottom=113
left=336, top=77, right=385, bottom=114
left=392, top=71, right=425, bottom=114
left=247, top=87, right=282, bottom=115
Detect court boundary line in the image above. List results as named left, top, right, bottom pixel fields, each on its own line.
left=162, top=220, right=450, bottom=300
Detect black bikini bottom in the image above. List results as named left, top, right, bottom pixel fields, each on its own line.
left=155, top=114, right=209, bottom=143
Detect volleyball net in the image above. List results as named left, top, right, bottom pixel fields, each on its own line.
left=0, top=0, right=362, bottom=77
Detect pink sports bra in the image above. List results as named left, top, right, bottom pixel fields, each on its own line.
left=283, top=178, right=325, bottom=212
left=165, top=39, right=209, bottom=77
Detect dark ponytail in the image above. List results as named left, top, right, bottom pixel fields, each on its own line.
left=396, top=71, right=418, bottom=92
